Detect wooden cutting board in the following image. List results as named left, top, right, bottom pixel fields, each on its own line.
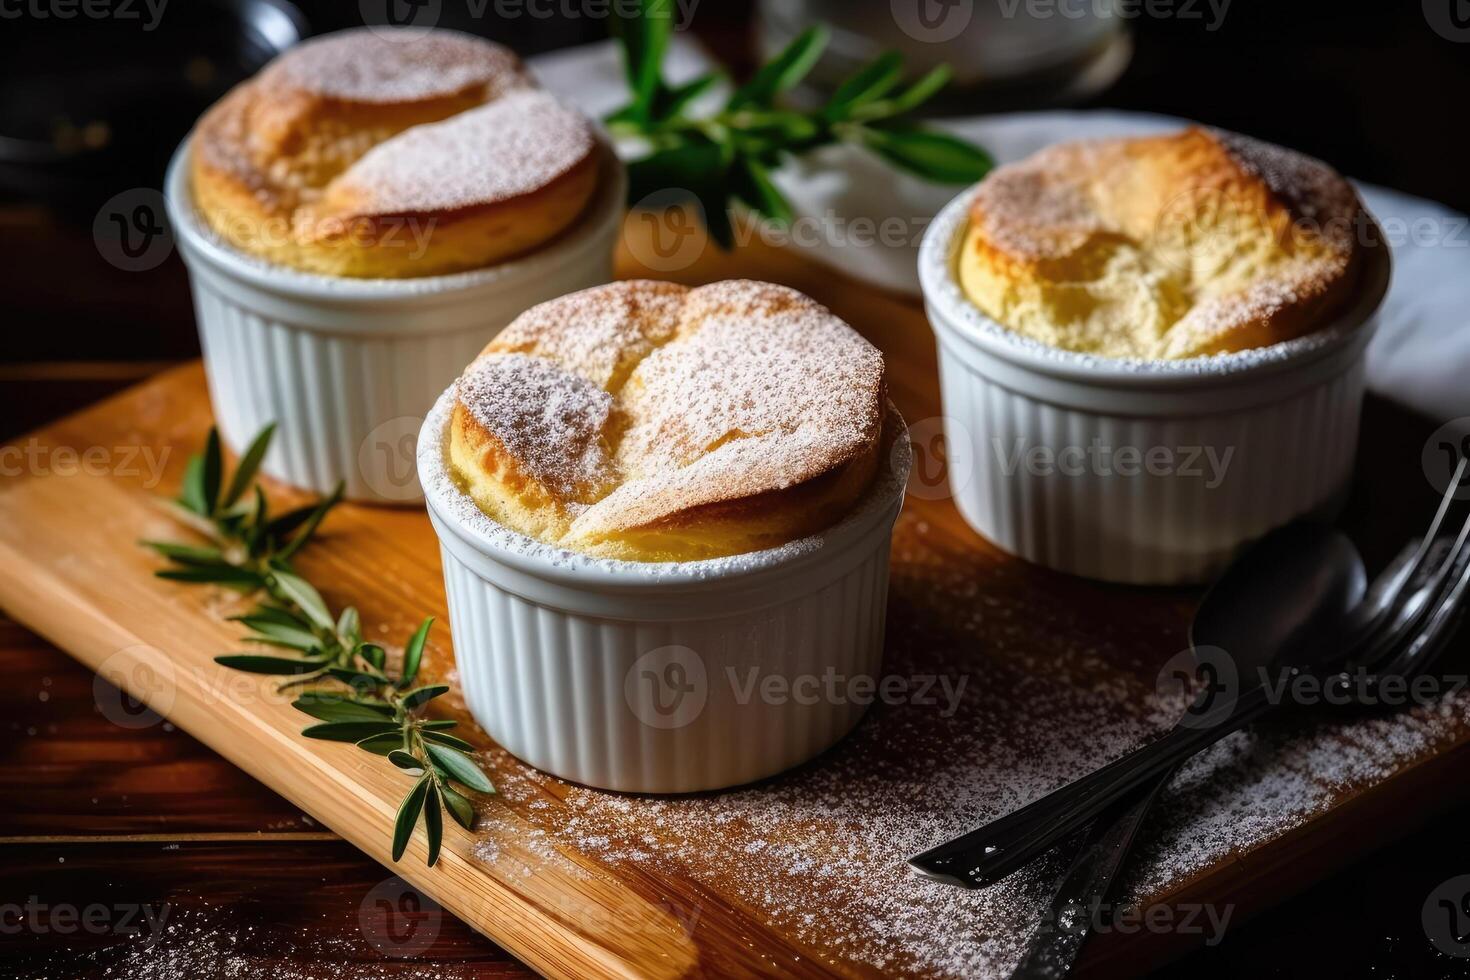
left=1, top=222, right=1467, bottom=979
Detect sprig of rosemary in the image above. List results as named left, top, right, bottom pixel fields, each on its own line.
left=608, top=0, right=994, bottom=246
left=144, top=425, right=494, bottom=867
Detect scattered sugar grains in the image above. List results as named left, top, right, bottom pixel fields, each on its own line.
left=472, top=513, right=1470, bottom=978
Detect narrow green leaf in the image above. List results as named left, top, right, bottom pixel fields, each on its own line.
left=356, top=732, right=406, bottom=756
left=728, top=25, right=829, bottom=109
left=856, top=63, right=952, bottom=120
left=292, top=697, right=396, bottom=724
left=294, top=690, right=394, bottom=714
left=439, top=783, right=477, bottom=831
left=419, top=720, right=459, bottom=732
left=243, top=485, right=269, bottom=557
left=400, top=685, right=450, bottom=710
left=327, top=666, right=389, bottom=692
left=825, top=52, right=904, bottom=118
left=301, top=720, right=401, bottom=742
left=179, top=453, right=208, bottom=516
left=270, top=569, right=334, bottom=631
left=426, top=743, right=495, bottom=794
left=231, top=606, right=311, bottom=631
left=157, top=566, right=263, bottom=587
left=423, top=782, right=444, bottom=866
left=609, top=0, right=675, bottom=122
left=245, top=620, right=322, bottom=651
left=337, top=606, right=361, bottom=647
left=275, top=483, right=343, bottom=561
left=201, top=428, right=223, bottom=517
left=388, top=749, right=424, bottom=772
left=421, top=730, right=477, bottom=753
left=360, top=643, right=387, bottom=671
left=654, top=72, right=722, bottom=119
left=858, top=125, right=993, bottom=184
left=222, top=423, right=275, bottom=508
left=142, top=540, right=225, bottom=566
left=400, top=618, right=433, bottom=687
left=214, top=653, right=328, bottom=675
left=265, top=502, right=318, bottom=541
left=732, top=157, right=795, bottom=226
left=392, top=776, right=430, bottom=862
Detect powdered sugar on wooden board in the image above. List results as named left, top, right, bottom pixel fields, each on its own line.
left=466, top=512, right=1470, bottom=978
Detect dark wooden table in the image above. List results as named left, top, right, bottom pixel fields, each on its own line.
left=0, top=611, right=536, bottom=979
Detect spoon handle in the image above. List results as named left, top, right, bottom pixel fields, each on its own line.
left=908, top=683, right=1274, bottom=888
left=1009, top=771, right=1173, bottom=980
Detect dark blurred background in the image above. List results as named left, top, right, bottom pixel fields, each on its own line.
left=3, top=1, right=1469, bottom=975
left=4, top=2, right=1469, bottom=440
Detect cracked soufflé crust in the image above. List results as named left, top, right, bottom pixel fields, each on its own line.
left=449, top=280, right=888, bottom=562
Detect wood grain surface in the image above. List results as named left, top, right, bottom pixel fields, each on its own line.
left=0, top=220, right=1466, bottom=978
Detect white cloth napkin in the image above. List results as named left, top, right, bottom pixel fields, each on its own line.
left=530, top=41, right=1469, bottom=422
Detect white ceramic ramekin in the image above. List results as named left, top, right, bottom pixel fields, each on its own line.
left=417, top=388, right=910, bottom=793
left=164, top=137, right=626, bottom=504
left=919, top=187, right=1392, bottom=585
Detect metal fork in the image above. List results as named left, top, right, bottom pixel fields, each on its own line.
left=1008, top=522, right=1467, bottom=978
left=910, top=461, right=1470, bottom=893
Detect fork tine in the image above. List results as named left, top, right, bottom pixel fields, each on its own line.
left=1340, top=461, right=1468, bottom=669
left=1370, top=514, right=1470, bottom=680
left=1378, top=456, right=1465, bottom=597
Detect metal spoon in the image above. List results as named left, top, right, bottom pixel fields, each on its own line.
left=1008, top=523, right=1371, bottom=978
left=910, top=523, right=1367, bottom=890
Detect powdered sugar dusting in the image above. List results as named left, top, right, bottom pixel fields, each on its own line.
left=264, top=27, right=528, bottom=105
left=457, top=352, right=614, bottom=498
left=1214, top=128, right=1360, bottom=249
left=336, top=90, right=593, bottom=214
left=921, top=185, right=1383, bottom=378
left=417, top=387, right=910, bottom=583
left=451, top=280, right=886, bottom=540
left=464, top=514, right=1470, bottom=977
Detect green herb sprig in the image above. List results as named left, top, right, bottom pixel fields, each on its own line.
left=608, top=0, right=993, bottom=246
left=144, top=425, right=494, bottom=867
